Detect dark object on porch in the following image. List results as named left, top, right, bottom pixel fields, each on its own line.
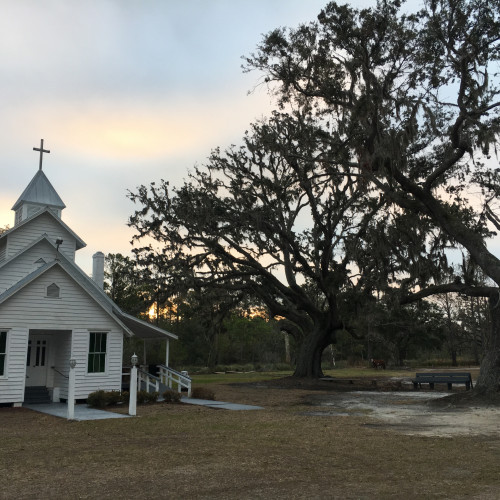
left=412, top=372, right=473, bottom=391
left=24, top=386, right=51, bottom=404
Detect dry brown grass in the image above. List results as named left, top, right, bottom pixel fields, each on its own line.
left=1, top=378, right=499, bottom=499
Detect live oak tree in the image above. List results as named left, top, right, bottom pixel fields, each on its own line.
left=245, top=0, right=500, bottom=391
left=129, top=113, right=383, bottom=377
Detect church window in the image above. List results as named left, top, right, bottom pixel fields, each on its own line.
left=46, top=283, right=60, bottom=299
left=0, top=331, right=7, bottom=377
left=88, top=332, right=107, bottom=373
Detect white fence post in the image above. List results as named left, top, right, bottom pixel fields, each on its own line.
left=129, top=354, right=138, bottom=416
left=67, top=358, right=77, bottom=420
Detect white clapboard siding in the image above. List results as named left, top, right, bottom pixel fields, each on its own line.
left=0, top=327, right=28, bottom=404
left=0, top=240, right=60, bottom=294
left=65, top=328, right=124, bottom=399
left=6, top=213, right=77, bottom=261
left=0, top=266, right=125, bottom=401
left=1, top=267, right=115, bottom=327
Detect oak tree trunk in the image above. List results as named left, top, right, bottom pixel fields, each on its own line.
left=293, top=326, right=335, bottom=378
left=476, top=296, right=500, bottom=393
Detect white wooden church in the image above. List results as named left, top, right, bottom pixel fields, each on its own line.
left=0, top=141, right=177, bottom=407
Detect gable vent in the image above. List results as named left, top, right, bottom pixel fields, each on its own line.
left=46, top=283, right=60, bottom=299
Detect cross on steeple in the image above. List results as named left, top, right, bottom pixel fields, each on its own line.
left=33, top=139, right=50, bottom=171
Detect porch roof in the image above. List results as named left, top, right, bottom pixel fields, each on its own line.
left=113, top=309, right=178, bottom=340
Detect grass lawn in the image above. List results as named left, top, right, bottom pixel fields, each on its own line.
left=0, top=369, right=497, bottom=499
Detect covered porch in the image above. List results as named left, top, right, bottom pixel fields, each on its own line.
left=24, top=328, right=72, bottom=404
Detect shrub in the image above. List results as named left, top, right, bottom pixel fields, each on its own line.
left=191, top=386, right=216, bottom=400
left=136, top=390, right=159, bottom=404
left=87, top=390, right=107, bottom=408
left=162, top=389, right=182, bottom=403
left=105, top=390, right=123, bottom=406
left=87, top=390, right=127, bottom=408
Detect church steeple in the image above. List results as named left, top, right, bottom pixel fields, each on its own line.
left=11, top=140, right=66, bottom=225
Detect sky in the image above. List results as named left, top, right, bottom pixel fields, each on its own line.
left=0, top=0, right=337, bottom=274
left=0, top=0, right=497, bottom=277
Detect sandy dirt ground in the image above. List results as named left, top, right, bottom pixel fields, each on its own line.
left=306, top=390, right=500, bottom=437
left=212, top=374, right=500, bottom=439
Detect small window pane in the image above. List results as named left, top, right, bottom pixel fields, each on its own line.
left=98, top=353, right=105, bottom=372
left=26, top=341, right=31, bottom=367
left=88, top=332, right=107, bottom=373
left=0, top=332, right=5, bottom=376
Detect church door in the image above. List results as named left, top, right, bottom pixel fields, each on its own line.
left=26, top=336, right=49, bottom=386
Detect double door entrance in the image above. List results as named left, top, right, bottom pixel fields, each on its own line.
left=26, top=336, right=49, bottom=387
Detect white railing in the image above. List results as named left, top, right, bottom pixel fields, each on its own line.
left=158, top=364, right=192, bottom=397
left=137, top=368, right=160, bottom=393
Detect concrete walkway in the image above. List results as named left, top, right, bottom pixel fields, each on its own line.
left=23, top=398, right=263, bottom=421
left=181, top=397, right=263, bottom=410
left=24, top=403, right=130, bottom=421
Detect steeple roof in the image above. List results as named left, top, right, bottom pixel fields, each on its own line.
left=11, top=170, right=66, bottom=211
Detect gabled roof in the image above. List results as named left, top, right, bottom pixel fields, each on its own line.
left=12, top=170, right=66, bottom=211
left=0, top=233, right=55, bottom=272
left=0, top=249, right=177, bottom=341
left=0, top=207, right=86, bottom=250
left=0, top=260, right=56, bottom=303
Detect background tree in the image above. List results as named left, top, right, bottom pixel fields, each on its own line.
left=173, top=286, right=245, bottom=368
left=245, top=0, right=500, bottom=392
left=104, top=253, right=151, bottom=316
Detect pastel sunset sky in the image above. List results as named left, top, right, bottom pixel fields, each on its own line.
left=1, top=0, right=497, bottom=275
left=0, top=0, right=335, bottom=273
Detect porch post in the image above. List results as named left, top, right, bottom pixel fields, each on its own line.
left=129, top=353, right=138, bottom=416
left=165, top=339, right=170, bottom=367
left=67, top=358, right=77, bottom=420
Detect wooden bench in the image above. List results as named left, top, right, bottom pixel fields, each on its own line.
left=412, top=372, right=473, bottom=391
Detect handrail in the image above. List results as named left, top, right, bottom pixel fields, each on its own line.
left=157, top=364, right=192, bottom=397
left=138, top=367, right=160, bottom=381
left=137, top=368, right=160, bottom=394
left=159, top=365, right=192, bottom=379
left=50, top=366, right=69, bottom=379
left=122, top=365, right=192, bottom=398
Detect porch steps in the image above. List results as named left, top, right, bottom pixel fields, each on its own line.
left=24, top=386, right=51, bottom=404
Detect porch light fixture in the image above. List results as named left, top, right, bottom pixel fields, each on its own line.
left=131, top=353, right=138, bottom=366
left=69, top=358, right=77, bottom=369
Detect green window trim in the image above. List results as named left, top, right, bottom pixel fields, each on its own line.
left=0, top=331, right=7, bottom=377
left=87, top=332, right=107, bottom=373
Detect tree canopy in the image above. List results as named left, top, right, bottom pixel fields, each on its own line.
left=244, top=0, right=500, bottom=390
left=129, top=113, right=384, bottom=377
left=130, top=0, right=500, bottom=389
